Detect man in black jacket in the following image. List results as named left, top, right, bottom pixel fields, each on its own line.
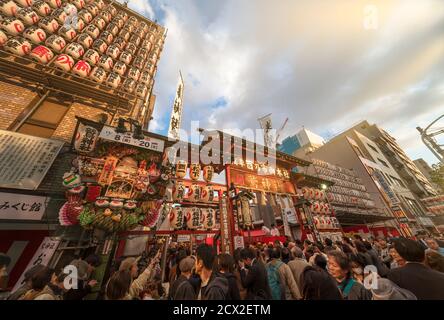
left=169, top=256, right=196, bottom=300
left=195, top=244, right=228, bottom=300
left=239, top=248, right=272, bottom=300
left=387, top=238, right=444, bottom=300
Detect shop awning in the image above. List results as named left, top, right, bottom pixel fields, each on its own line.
left=335, top=211, right=395, bottom=226
left=291, top=172, right=335, bottom=188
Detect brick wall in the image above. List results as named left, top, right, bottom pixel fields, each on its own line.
left=51, top=103, right=110, bottom=143
left=0, top=81, right=37, bottom=130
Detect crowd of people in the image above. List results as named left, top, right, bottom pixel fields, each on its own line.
left=1, top=234, right=444, bottom=300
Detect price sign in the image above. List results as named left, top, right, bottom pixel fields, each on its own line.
left=99, top=125, right=164, bottom=152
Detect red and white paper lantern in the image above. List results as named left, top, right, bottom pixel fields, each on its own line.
left=122, top=78, right=135, bottom=93
left=18, top=8, right=40, bottom=26
left=93, top=17, right=106, bottom=30
left=46, top=0, right=61, bottom=9
left=113, top=17, right=124, bottom=29
left=2, top=17, right=25, bottom=36
left=85, top=3, right=98, bottom=16
left=0, top=0, right=19, bottom=17
left=0, top=30, right=8, bottom=46
left=169, top=207, right=184, bottom=230
left=189, top=163, right=201, bottom=181
left=119, top=28, right=130, bottom=41
left=5, top=37, right=31, bottom=56
left=201, top=185, right=214, bottom=203
left=83, top=48, right=99, bottom=65
left=23, top=26, right=46, bottom=44
left=106, top=72, right=121, bottom=88
left=172, top=180, right=186, bottom=201
left=77, top=33, right=93, bottom=48
left=108, top=5, right=117, bottom=16
left=54, top=53, right=74, bottom=71
left=72, top=0, right=85, bottom=10
left=100, top=31, right=113, bottom=45
left=187, top=184, right=201, bottom=203
left=119, top=50, right=132, bottom=64
left=38, top=16, right=59, bottom=33
left=30, top=45, right=54, bottom=63
left=95, top=0, right=104, bottom=9
left=45, top=34, right=65, bottom=52
left=129, top=34, right=140, bottom=46
left=128, top=67, right=140, bottom=81
left=90, top=66, right=106, bottom=83
left=99, top=10, right=111, bottom=23
left=125, top=42, right=137, bottom=55
left=72, top=60, right=91, bottom=77
left=113, top=60, right=126, bottom=76
left=16, top=0, right=34, bottom=7
left=65, top=42, right=84, bottom=59
left=78, top=9, right=92, bottom=23
left=51, top=8, right=67, bottom=24
left=92, top=38, right=107, bottom=53
left=58, top=25, right=76, bottom=40
left=136, top=83, right=147, bottom=98
left=106, top=23, right=119, bottom=36
left=139, top=71, right=151, bottom=85
left=85, top=24, right=99, bottom=39
left=132, top=56, right=145, bottom=69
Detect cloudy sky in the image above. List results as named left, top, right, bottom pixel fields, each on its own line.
left=122, top=0, right=444, bottom=165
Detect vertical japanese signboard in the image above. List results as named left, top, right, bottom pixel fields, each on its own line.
left=167, top=72, right=184, bottom=140
left=219, top=197, right=233, bottom=255
left=12, top=237, right=61, bottom=292
left=0, top=130, right=64, bottom=190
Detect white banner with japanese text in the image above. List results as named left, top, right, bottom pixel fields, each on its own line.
left=0, top=192, right=47, bottom=220
left=167, top=72, right=184, bottom=140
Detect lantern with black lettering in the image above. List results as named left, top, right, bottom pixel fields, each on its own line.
left=106, top=72, right=121, bottom=89
left=108, top=5, right=117, bottom=16
left=85, top=3, right=98, bottom=16
left=95, top=0, right=104, bottom=9
left=5, top=37, right=31, bottom=56
left=90, top=66, right=106, bottom=83
left=38, top=16, right=59, bottom=33
left=113, top=60, right=127, bottom=76
left=101, top=31, right=113, bottom=45
left=123, top=22, right=134, bottom=34
left=77, top=33, right=93, bottom=49
left=203, top=165, right=214, bottom=183
left=54, top=53, right=74, bottom=71
left=135, top=27, right=145, bottom=38
left=51, top=8, right=67, bottom=25
left=30, top=45, right=54, bottom=63
left=72, top=60, right=91, bottom=77
left=169, top=207, right=184, bottom=230
left=123, top=78, right=135, bottom=93
left=23, top=26, right=46, bottom=44
left=98, top=54, right=113, bottom=71
left=2, top=17, right=25, bottom=36
left=93, top=17, right=106, bottom=30
left=128, top=67, right=140, bottom=81
left=72, top=0, right=85, bottom=10
left=139, top=22, right=148, bottom=34
left=78, top=9, right=92, bottom=24
left=16, top=0, right=33, bottom=7
left=126, top=42, right=137, bottom=55
left=85, top=24, right=99, bottom=39
left=100, top=10, right=111, bottom=23
left=58, top=25, right=76, bottom=41
left=142, top=39, right=152, bottom=51
left=93, top=38, right=108, bottom=54
left=138, top=71, right=151, bottom=85
left=46, top=0, right=61, bottom=9
left=106, top=23, right=119, bottom=37
left=0, top=30, right=8, bottom=46
left=116, top=11, right=128, bottom=22
left=83, top=48, right=99, bottom=65
left=65, top=42, right=84, bottom=59
left=132, top=56, right=145, bottom=69
left=118, top=28, right=130, bottom=41
left=119, top=51, right=132, bottom=65
left=112, top=17, right=124, bottom=29
left=45, top=34, right=65, bottom=52
left=0, top=0, right=18, bottom=16
left=32, top=1, right=51, bottom=16
left=135, top=83, right=147, bottom=98
left=17, top=8, right=39, bottom=26
left=129, top=34, right=141, bottom=46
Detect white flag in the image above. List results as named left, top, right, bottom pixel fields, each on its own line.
left=168, top=72, right=184, bottom=140
left=258, top=113, right=274, bottom=148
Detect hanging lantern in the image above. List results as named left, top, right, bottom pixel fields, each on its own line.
left=38, top=17, right=58, bottom=34
left=106, top=72, right=121, bottom=89
left=135, top=83, right=147, bottom=98
left=2, top=17, right=25, bottom=36
left=106, top=44, right=120, bottom=59
left=187, top=184, right=201, bottom=203
left=65, top=42, right=84, bottom=59
left=125, top=42, right=137, bottom=55
left=72, top=0, right=85, bottom=10
left=85, top=24, right=100, bottom=39
left=201, top=185, right=214, bottom=203
left=83, top=48, right=100, bottom=65
left=0, top=30, right=8, bottom=46
left=113, top=17, right=124, bottom=29
left=90, top=66, right=106, bottom=83
left=0, top=0, right=18, bottom=16
left=106, top=23, right=119, bottom=36
left=113, top=60, right=127, bottom=76
left=93, top=17, right=106, bottom=30
left=172, top=180, right=186, bottom=202
left=189, top=163, right=201, bottom=181
left=185, top=207, right=201, bottom=230
left=54, top=53, right=74, bottom=71
left=45, top=34, right=65, bottom=52
left=119, top=28, right=131, bottom=41
left=30, top=45, right=53, bottom=63
left=78, top=9, right=93, bottom=23
left=23, top=26, right=46, bottom=44
left=51, top=8, right=67, bottom=25
left=72, top=60, right=91, bottom=77
left=169, top=207, right=184, bottom=230
left=98, top=54, right=113, bottom=71
left=46, top=0, right=61, bottom=9
left=92, top=38, right=108, bottom=54
left=5, top=37, right=31, bottom=56
left=122, top=78, right=135, bottom=93
left=203, top=165, right=214, bottom=183
left=175, top=160, right=187, bottom=178
left=58, top=25, right=76, bottom=41
left=17, top=8, right=40, bottom=26
left=77, top=33, right=93, bottom=48
left=128, top=67, right=140, bottom=81
left=85, top=3, right=99, bottom=16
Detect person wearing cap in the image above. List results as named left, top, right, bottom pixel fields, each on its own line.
left=119, top=252, right=160, bottom=299
left=7, top=264, right=46, bottom=300
left=63, top=259, right=98, bottom=300
left=388, top=238, right=444, bottom=300
left=168, top=256, right=196, bottom=300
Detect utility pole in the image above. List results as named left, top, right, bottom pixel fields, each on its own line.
left=417, top=114, right=444, bottom=164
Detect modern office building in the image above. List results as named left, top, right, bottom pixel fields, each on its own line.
left=278, top=128, right=325, bottom=155
left=413, top=158, right=442, bottom=193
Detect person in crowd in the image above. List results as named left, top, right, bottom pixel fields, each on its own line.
left=287, top=242, right=296, bottom=252
left=304, top=245, right=316, bottom=262
left=425, top=238, right=444, bottom=255
left=288, top=247, right=309, bottom=291
left=323, top=238, right=336, bottom=253
left=371, top=278, right=416, bottom=300
left=63, top=259, right=98, bottom=300
left=350, top=254, right=367, bottom=283
left=233, top=249, right=247, bottom=300
left=354, top=240, right=373, bottom=267
left=270, top=224, right=280, bottom=237
left=0, top=254, right=11, bottom=299
left=119, top=251, right=160, bottom=299
left=300, top=255, right=342, bottom=300
left=281, top=247, right=292, bottom=264
left=327, top=250, right=372, bottom=300
left=313, top=254, right=327, bottom=271
left=425, top=250, right=444, bottom=273
left=7, top=264, right=45, bottom=300
left=334, top=241, right=344, bottom=252
left=266, top=247, right=301, bottom=300
left=49, top=271, right=68, bottom=298
left=168, top=256, right=196, bottom=300
left=388, top=245, right=406, bottom=269
left=239, top=248, right=272, bottom=300
left=168, top=249, right=188, bottom=290
left=216, top=254, right=241, bottom=300
left=341, top=236, right=356, bottom=254
left=387, top=238, right=444, bottom=300
left=20, top=266, right=60, bottom=300
left=416, top=232, right=429, bottom=250
left=140, top=281, right=159, bottom=300
left=195, top=244, right=228, bottom=300
left=377, top=237, right=390, bottom=267
left=105, top=270, right=132, bottom=300
left=363, top=240, right=389, bottom=277
left=353, top=234, right=363, bottom=241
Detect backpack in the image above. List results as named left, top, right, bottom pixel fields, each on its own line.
left=266, top=261, right=284, bottom=300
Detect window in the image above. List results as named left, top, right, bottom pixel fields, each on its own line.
left=367, top=144, right=379, bottom=153
left=378, top=158, right=390, bottom=168
left=17, top=98, right=70, bottom=138
left=352, top=145, right=365, bottom=158
left=390, top=175, right=407, bottom=188
left=405, top=198, right=423, bottom=216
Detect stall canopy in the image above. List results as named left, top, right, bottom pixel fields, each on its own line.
left=335, top=210, right=395, bottom=226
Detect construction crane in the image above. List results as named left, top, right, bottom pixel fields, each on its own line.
left=417, top=114, right=444, bottom=163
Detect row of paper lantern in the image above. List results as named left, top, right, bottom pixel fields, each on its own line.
left=422, top=195, right=444, bottom=204
left=300, top=187, right=326, bottom=201
left=172, top=182, right=218, bottom=203
left=308, top=201, right=332, bottom=214
left=317, top=174, right=366, bottom=192
left=1, top=0, right=164, bottom=94
left=175, top=162, right=215, bottom=182
left=313, top=215, right=341, bottom=230
left=329, top=185, right=371, bottom=201
left=313, top=159, right=355, bottom=177
left=315, top=167, right=361, bottom=184
left=326, top=192, right=375, bottom=208
left=426, top=205, right=444, bottom=214
left=169, top=206, right=216, bottom=230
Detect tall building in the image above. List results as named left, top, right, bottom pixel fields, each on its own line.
left=294, top=128, right=436, bottom=235
left=278, top=128, right=325, bottom=155
left=352, top=121, right=437, bottom=198
left=0, top=0, right=165, bottom=289
left=413, top=158, right=442, bottom=193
